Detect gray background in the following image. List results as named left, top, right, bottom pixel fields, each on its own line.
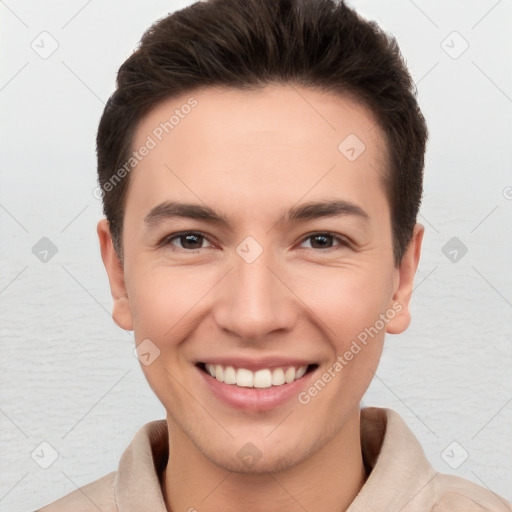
left=1, top=0, right=511, bottom=510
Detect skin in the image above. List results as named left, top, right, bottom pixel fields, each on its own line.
left=98, top=85, right=423, bottom=512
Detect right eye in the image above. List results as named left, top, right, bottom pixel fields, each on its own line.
left=159, top=231, right=214, bottom=252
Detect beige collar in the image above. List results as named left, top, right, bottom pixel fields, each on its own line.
left=114, top=407, right=436, bottom=511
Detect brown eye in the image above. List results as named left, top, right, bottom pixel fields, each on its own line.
left=310, top=234, right=334, bottom=249
left=163, top=231, right=211, bottom=250
left=300, top=233, right=349, bottom=250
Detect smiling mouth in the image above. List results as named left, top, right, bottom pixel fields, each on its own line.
left=197, top=363, right=318, bottom=389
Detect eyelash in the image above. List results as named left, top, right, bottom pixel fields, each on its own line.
left=158, top=231, right=351, bottom=253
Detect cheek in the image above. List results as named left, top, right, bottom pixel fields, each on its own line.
left=127, top=266, right=201, bottom=409
left=128, top=264, right=214, bottom=340
left=293, top=263, right=394, bottom=345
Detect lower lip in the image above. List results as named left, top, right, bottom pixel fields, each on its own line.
left=198, top=366, right=315, bottom=412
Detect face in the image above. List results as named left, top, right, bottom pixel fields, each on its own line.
left=99, top=85, right=423, bottom=473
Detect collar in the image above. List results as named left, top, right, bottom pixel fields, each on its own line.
left=114, top=407, right=437, bottom=511
left=347, top=407, right=437, bottom=511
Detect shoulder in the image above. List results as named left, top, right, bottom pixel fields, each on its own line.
left=429, top=472, right=511, bottom=511
left=34, top=419, right=168, bottom=512
left=36, top=471, right=118, bottom=512
left=358, top=408, right=511, bottom=512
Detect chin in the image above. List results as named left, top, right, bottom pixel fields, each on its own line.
left=196, top=425, right=328, bottom=476
left=207, top=446, right=307, bottom=475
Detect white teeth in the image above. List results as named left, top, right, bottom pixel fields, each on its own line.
left=204, top=364, right=310, bottom=388
left=236, top=368, right=253, bottom=387
left=284, top=367, right=296, bottom=383
left=214, top=364, right=224, bottom=382
left=224, top=366, right=236, bottom=384
left=271, top=368, right=285, bottom=386
left=295, top=365, right=307, bottom=379
left=253, top=369, right=272, bottom=388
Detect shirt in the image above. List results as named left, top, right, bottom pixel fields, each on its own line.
left=37, top=407, right=511, bottom=511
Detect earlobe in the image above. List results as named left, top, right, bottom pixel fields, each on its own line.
left=97, top=219, right=134, bottom=331
left=386, top=223, right=424, bottom=335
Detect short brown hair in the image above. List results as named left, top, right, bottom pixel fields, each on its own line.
left=96, top=0, right=428, bottom=265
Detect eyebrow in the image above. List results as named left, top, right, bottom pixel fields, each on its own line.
left=286, top=199, right=369, bottom=223
left=144, top=199, right=369, bottom=229
left=144, top=202, right=232, bottom=228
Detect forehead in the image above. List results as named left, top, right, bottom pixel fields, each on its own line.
left=127, top=85, right=389, bottom=223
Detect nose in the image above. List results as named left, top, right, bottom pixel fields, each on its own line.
left=212, top=247, right=298, bottom=342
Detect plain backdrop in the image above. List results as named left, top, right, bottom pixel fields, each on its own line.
left=1, top=1, right=511, bottom=510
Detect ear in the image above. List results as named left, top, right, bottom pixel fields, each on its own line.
left=97, top=218, right=133, bottom=331
left=386, top=223, right=424, bottom=334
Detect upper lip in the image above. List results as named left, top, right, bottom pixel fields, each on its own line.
left=197, top=357, right=316, bottom=372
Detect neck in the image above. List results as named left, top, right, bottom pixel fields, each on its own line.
left=162, top=411, right=367, bottom=512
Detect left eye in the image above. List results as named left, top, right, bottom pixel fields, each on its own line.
left=164, top=232, right=212, bottom=250
left=299, top=233, right=347, bottom=250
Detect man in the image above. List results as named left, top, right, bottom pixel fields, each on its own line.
left=39, top=0, right=511, bottom=510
